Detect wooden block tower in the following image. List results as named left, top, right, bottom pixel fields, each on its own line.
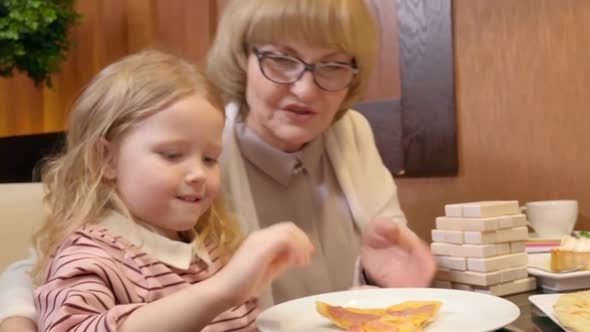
left=431, top=201, right=536, bottom=296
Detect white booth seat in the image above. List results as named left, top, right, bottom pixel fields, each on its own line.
left=0, top=183, right=43, bottom=270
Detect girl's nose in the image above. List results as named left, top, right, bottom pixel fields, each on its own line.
left=185, top=164, right=206, bottom=184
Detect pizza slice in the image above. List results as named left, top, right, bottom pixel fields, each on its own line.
left=554, top=290, right=590, bottom=332
left=316, top=300, right=442, bottom=332
left=347, top=317, right=420, bottom=332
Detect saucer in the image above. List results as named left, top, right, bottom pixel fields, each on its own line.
left=527, top=233, right=564, bottom=241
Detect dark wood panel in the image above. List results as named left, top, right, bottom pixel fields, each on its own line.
left=397, top=0, right=457, bottom=176
left=361, top=0, right=457, bottom=177
left=354, top=100, right=404, bottom=174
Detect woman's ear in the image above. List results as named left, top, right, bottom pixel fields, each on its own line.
left=98, top=138, right=117, bottom=180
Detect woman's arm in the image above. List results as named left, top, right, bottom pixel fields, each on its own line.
left=0, top=250, right=37, bottom=330
left=327, top=110, right=407, bottom=230
left=0, top=317, right=36, bottom=332
left=330, top=111, right=434, bottom=287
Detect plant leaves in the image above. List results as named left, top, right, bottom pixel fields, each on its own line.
left=0, top=0, right=81, bottom=86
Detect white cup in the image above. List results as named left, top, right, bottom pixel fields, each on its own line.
left=523, top=200, right=578, bottom=238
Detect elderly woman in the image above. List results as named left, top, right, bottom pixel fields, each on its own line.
left=208, top=0, right=436, bottom=302
left=0, top=0, right=435, bottom=331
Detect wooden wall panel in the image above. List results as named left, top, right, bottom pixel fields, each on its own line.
left=0, top=0, right=399, bottom=135
left=364, top=0, right=401, bottom=101
left=0, top=0, right=216, bottom=138
left=154, top=0, right=214, bottom=63
left=399, top=0, right=590, bottom=239
left=0, top=74, right=43, bottom=135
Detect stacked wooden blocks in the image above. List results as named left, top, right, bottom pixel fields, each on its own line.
left=432, top=201, right=537, bottom=296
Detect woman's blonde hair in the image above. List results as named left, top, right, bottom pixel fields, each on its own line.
left=32, top=49, right=241, bottom=282
left=207, top=0, right=379, bottom=117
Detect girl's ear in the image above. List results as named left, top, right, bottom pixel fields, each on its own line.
left=98, top=138, right=117, bottom=180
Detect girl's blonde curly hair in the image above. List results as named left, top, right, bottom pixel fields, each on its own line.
left=32, top=49, right=242, bottom=282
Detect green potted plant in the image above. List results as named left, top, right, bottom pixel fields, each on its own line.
left=0, top=0, right=81, bottom=86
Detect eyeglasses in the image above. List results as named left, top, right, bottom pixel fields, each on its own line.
left=252, top=47, right=358, bottom=91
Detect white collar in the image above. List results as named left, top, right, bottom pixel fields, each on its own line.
left=97, top=212, right=212, bottom=270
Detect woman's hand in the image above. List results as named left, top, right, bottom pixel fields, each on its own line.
left=0, top=317, right=37, bottom=332
left=217, top=222, right=314, bottom=302
left=361, top=217, right=436, bottom=287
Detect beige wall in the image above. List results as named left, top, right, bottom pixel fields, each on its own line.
left=400, top=0, right=590, bottom=240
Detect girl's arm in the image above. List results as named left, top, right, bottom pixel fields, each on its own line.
left=119, top=274, right=250, bottom=332
left=121, top=221, right=313, bottom=332
left=37, top=267, right=243, bottom=332
left=37, top=222, right=312, bottom=332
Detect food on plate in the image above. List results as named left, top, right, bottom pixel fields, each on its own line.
left=550, top=235, right=590, bottom=272
left=553, top=290, right=590, bottom=332
left=316, top=300, right=442, bottom=331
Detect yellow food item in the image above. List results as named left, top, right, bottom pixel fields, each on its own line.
left=554, top=290, right=590, bottom=332
left=316, top=300, right=442, bottom=332
left=550, top=249, right=590, bottom=272
left=550, top=235, right=590, bottom=272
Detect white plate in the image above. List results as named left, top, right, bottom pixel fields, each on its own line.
left=528, top=253, right=590, bottom=291
left=528, top=294, right=570, bottom=331
left=256, top=288, right=520, bottom=332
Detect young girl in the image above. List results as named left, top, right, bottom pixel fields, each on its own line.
left=32, top=49, right=313, bottom=332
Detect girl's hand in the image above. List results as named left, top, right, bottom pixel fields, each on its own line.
left=217, top=222, right=314, bottom=301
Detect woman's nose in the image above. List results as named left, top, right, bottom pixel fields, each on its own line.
left=291, top=71, right=320, bottom=101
